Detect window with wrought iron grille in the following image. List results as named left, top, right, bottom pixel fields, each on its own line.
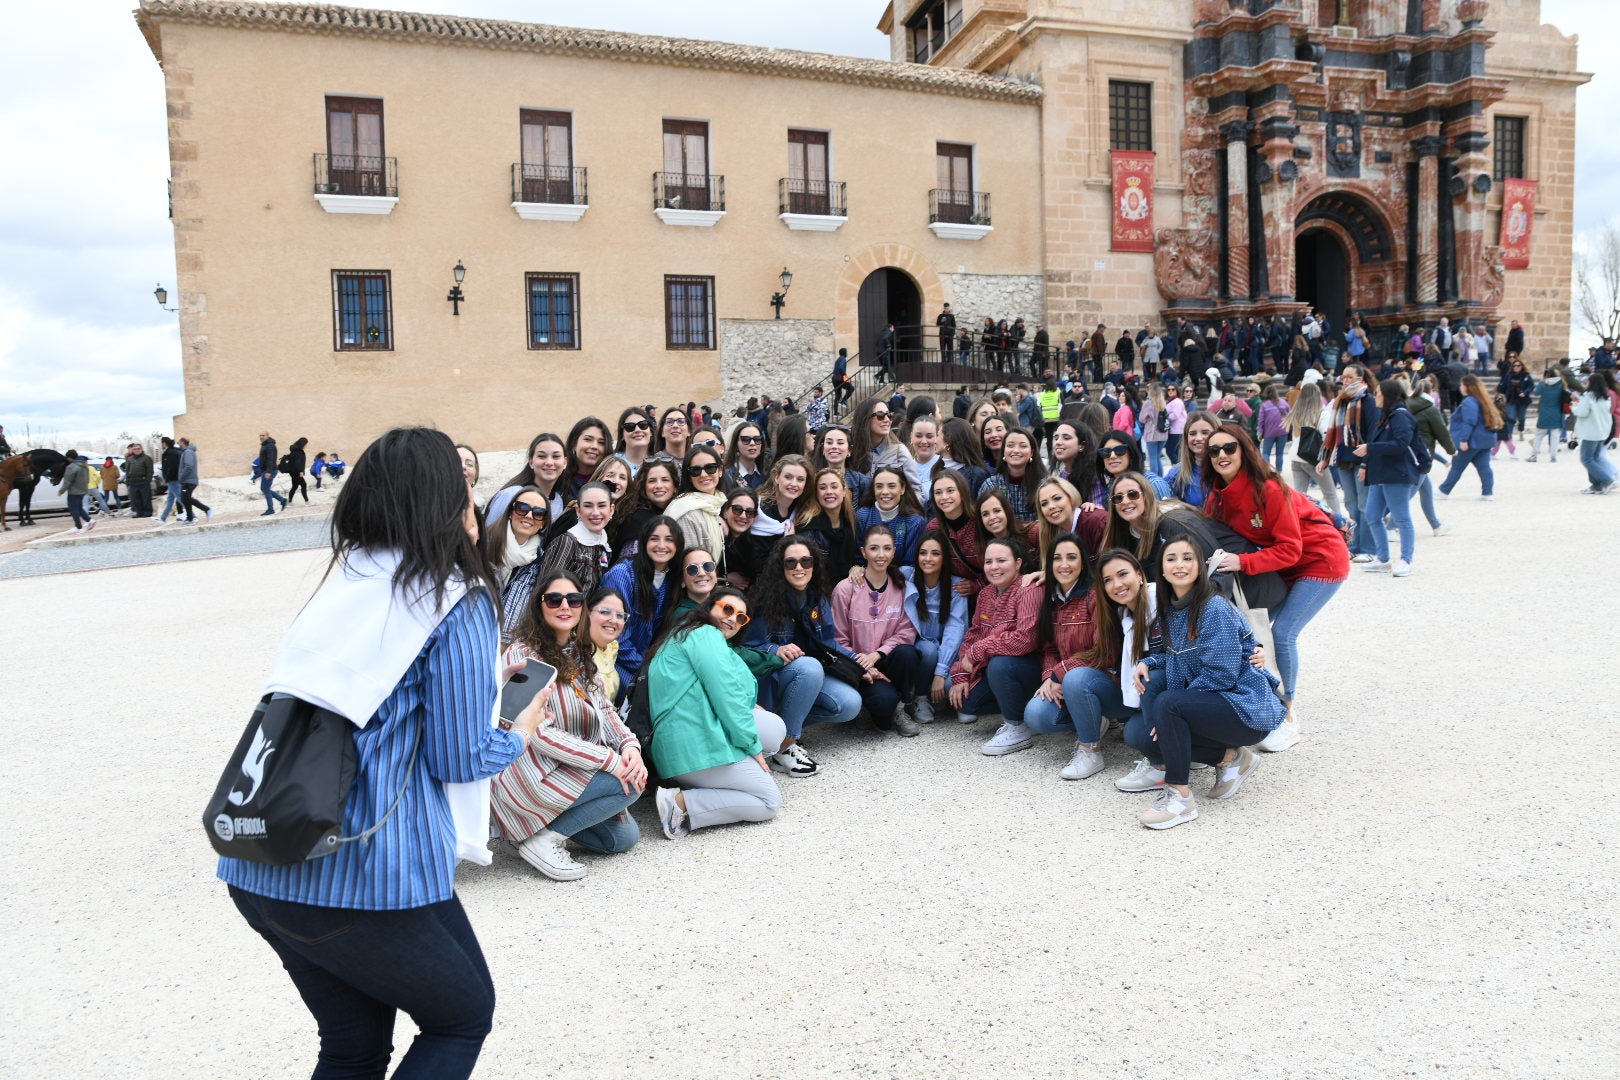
left=1109, top=81, right=1153, bottom=153
left=332, top=271, right=392, bottom=350
left=664, top=275, right=715, bottom=350
left=1493, top=116, right=1526, bottom=181
left=526, top=273, right=580, bottom=349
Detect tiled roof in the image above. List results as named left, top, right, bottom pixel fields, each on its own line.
left=134, top=1, right=1043, bottom=104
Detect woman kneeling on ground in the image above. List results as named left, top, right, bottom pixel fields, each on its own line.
left=649, top=588, right=786, bottom=840
left=491, top=573, right=646, bottom=880
left=948, top=537, right=1046, bottom=754
left=1132, top=537, right=1285, bottom=830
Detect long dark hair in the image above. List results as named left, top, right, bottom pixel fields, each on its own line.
left=748, top=536, right=829, bottom=630
left=512, top=572, right=596, bottom=687
left=974, top=487, right=1020, bottom=549
left=1052, top=420, right=1099, bottom=497
left=679, top=444, right=725, bottom=495
left=564, top=416, right=611, bottom=481
left=928, top=469, right=975, bottom=527
left=328, top=427, right=497, bottom=613
left=938, top=417, right=986, bottom=470
left=1378, top=377, right=1409, bottom=415
left=1039, top=532, right=1091, bottom=648
left=1204, top=422, right=1279, bottom=516
left=911, top=532, right=954, bottom=626
left=724, top=421, right=768, bottom=473
left=614, top=406, right=655, bottom=454
left=486, top=484, right=548, bottom=568
left=1099, top=430, right=1148, bottom=479
left=859, top=464, right=925, bottom=515
left=773, top=414, right=810, bottom=459
left=629, top=515, right=685, bottom=622
left=1087, top=547, right=1150, bottom=669
left=847, top=397, right=895, bottom=474
left=995, top=426, right=1046, bottom=508
left=656, top=406, right=691, bottom=455
left=501, top=431, right=565, bottom=491
left=1154, top=534, right=1217, bottom=643
left=574, top=586, right=625, bottom=656
left=609, top=459, right=679, bottom=538
left=647, top=586, right=751, bottom=662
left=857, top=523, right=905, bottom=589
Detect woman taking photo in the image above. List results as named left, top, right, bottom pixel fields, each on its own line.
left=563, top=417, right=612, bottom=502
left=831, top=525, right=925, bottom=736
left=1353, top=379, right=1423, bottom=575
left=902, top=534, right=967, bottom=724
left=753, top=454, right=812, bottom=537
left=493, top=573, right=645, bottom=879
left=600, top=516, right=684, bottom=685
left=608, top=458, right=678, bottom=561
left=613, top=406, right=656, bottom=477
left=221, top=427, right=541, bottom=1079
left=854, top=464, right=928, bottom=567
left=1020, top=533, right=1123, bottom=781
left=487, top=484, right=548, bottom=642
left=1284, top=382, right=1342, bottom=516
left=665, top=444, right=728, bottom=561
left=488, top=431, right=567, bottom=524
left=812, top=424, right=871, bottom=505
left=926, top=470, right=984, bottom=594
left=723, top=421, right=769, bottom=490
left=745, top=539, right=863, bottom=776
left=977, top=427, right=1046, bottom=523
left=1133, top=536, right=1284, bottom=829
left=1165, top=410, right=1220, bottom=508
left=1202, top=425, right=1349, bottom=752
left=719, top=488, right=766, bottom=587
left=536, top=481, right=613, bottom=595
left=648, top=589, right=785, bottom=841
left=1099, top=431, right=1172, bottom=498
left=797, top=468, right=861, bottom=581
left=656, top=406, right=691, bottom=460
left=948, top=537, right=1045, bottom=752
left=1437, top=373, right=1502, bottom=500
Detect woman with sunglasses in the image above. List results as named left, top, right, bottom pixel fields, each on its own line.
left=977, top=426, right=1046, bottom=523
left=1099, top=431, right=1171, bottom=499
left=1133, top=536, right=1284, bottom=829
left=487, top=432, right=568, bottom=526
left=854, top=464, right=928, bottom=568
left=716, top=489, right=765, bottom=588
left=1048, top=420, right=1104, bottom=506
left=753, top=454, right=811, bottom=538
left=600, top=516, right=684, bottom=687
left=535, top=481, right=614, bottom=596
left=1203, top=424, right=1349, bottom=753
left=674, top=546, right=722, bottom=616
left=656, top=406, right=691, bottom=460
left=936, top=417, right=991, bottom=498
left=649, top=589, right=786, bottom=840
left=901, top=534, right=967, bottom=723
left=812, top=425, right=870, bottom=506
left=797, top=468, right=861, bottom=582
left=849, top=397, right=923, bottom=501
left=576, top=587, right=628, bottom=702
left=723, top=422, right=769, bottom=491
left=562, top=417, right=612, bottom=504
left=607, top=458, right=679, bottom=562
left=925, top=470, right=984, bottom=597
left=486, top=485, right=548, bottom=643
left=830, top=525, right=924, bottom=736
left=665, top=444, right=728, bottom=563
left=492, top=573, right=646, bottom=880
left=948, top=537, right=1046, bottom=753
left=744, top=538, right=863, bottom=776
left=613, top=407, right=656, bottom=477
left=1164, top=409, right=1220, bottom=509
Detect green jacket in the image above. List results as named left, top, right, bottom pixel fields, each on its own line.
left=59, top=460, right=89, bottom=496
left=1408, top=395, right=1456, bottom=455
left=672, top=597, right=784, bottom=680
left=647, top=624, right=763, bottom=777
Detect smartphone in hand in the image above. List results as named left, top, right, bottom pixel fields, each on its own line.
left=499, top=659, right=559, bottom=726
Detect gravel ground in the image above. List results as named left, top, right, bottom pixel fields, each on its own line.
left=2, top=453, right=1615, bottom=1078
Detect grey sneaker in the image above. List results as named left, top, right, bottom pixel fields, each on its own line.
left=1140, top=787, right=1198, bottom=829
left=911, top=697, right=936, bottom=724
left=518, top=829, right=586, bottom=880
left=980, top=721, right=1034, bottom=757
left=1115, top=758, right=1166, bottom=792
left=891, top=703, right=921, bottom=738
left=655, top=787, right=689, bottom=839
left=1060, top=743, right=1106, bottom=780
left=1207, top=746, right=1260, bottom=800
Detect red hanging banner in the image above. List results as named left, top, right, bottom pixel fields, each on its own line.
left=1499, top=178, right=1536, bottom=270
left=1111, top=150, right=1155, bottom=253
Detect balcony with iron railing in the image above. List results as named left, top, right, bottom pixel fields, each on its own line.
left=653, top=172, right=726, bottom=227
left=928, top=189, right=992, bottom=240
left=511, top=164, right=589, bottom=221
left=778, top=178, right=848, bottom=232
left=313, top=154, right=398, bottom=215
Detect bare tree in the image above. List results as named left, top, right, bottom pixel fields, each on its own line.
left=1574, top=220, right=1620, bottom=344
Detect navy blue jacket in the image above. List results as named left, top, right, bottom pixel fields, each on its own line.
left=1363, top=405, right=1422, bottom=486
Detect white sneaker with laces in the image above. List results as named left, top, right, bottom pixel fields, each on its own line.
left=1392, top=560, right=1412, bottom=577
left=1432, top=524, right=1452, bottom=537
left=1258, top=716, right=1300, bottom=753
left=1140, top=787, right=1198, bottom=830
left=1060, top=744, right=1106, bottom=780
left=655, top=787, right=689, bottom=839
left=980, top=721, right=1034, bottom=757
left=768, top=744, right=818, bottom=777
left=518, top=829, right=586, bottom=880
left=1115, top=758, right=1166, bottom=792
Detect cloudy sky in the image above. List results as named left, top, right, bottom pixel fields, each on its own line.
left=0, top=0, right=1614, bottom=444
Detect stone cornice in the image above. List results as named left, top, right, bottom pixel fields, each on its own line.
left=134, top=0, right=1043, bottom=104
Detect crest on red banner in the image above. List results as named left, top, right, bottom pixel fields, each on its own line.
left=1111, top=151, right=1155, bottom=253
left=1499, top=178, right=1536, bottom=270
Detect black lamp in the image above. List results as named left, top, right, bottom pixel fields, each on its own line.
left=770, top=267, right=793, bottom=319
left=154, top=284, right=176, bottom=312
left=447, top=261, right=467, bottom=316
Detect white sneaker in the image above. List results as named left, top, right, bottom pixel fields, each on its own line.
left=517, top=829, right=585, bottom=880
left=1350, top=553, right=1374, bottom=564
left=911, top=698, right=936, bottom=724
left=1140, top=787, right=1198, bottom=830
left=1258, top=717, right=1300, bottom=753
left=1363, top=560, right=1391, bottom=573
left=204, top=509, right=213, bottom=522
left=1060, top=744, right=1106, bottom=780
left=768, top=744, right=817, bottom=777
left=1478, top=494, right=1495, bottom=501
left=980, top=721, right=1034, bottom=756
left=84, top=520, right=96, bottom=532
left=1392, top=560, right=1412, bottom=577
left=1432, top=524, right=1452, bottom=537
left=959, top=711, right=998, bottom=727
left=655, top=787, right=689, bottom=839
left=1115, top=758, right=1166, bottom=792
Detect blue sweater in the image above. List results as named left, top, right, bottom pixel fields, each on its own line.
left=1164, top=463, right=1206, bottom=508
left=901, top=567, right=968, bottom=677
left=600, top=560, right=672, bottom=679
left=1144, top=594, right=1285, bottom=731
left=1449, top=396, right=1497, bottom=449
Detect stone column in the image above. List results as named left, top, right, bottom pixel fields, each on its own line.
left=1412, top=135, right=1443, bottom=306
left=1451, top=128, right=1491, bottom=306
left=1257, top=129, right=1300, bottom=302
left=1221, top=120, right=1254, bottom=302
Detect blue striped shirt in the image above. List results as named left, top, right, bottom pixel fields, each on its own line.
left=218, top=591, right=525, bottom=910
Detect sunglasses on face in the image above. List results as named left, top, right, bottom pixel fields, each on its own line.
left=622, top=420, right=652, bottom=432
left=710, top=599, right=751, bottom=627
left=1208, top=441, right=1241, bottom=457
left=782, top=556, right=815, bottom=571
left=1099, top=445, right=1132, bottom=458
left=511, top=503, right=547, bottom=518
left=689, top=462, right=723, bottom=476
left=1112, top=490, right=1143, bottom=505
left=871, top=411, right=891, bottom=420
left=725, top=503, right=758, bottom=517
left=738, top=434, right=764, bottom=444
left=592, top=606, right=627, bottom=624
left=684, top=560, right=718, bottom=576
left=542, top=592, right=585, bottom=609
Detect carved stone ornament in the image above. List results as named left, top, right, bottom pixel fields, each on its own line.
left=1278, top=159, right=1300, bottom=182
left=1154, top=228, right=1221, bottom=301
left=1472, top=173, right=1493, bottom=196
left=1480, top=245, right=1506, bottom=307
left=1457, top=0, right=1490, bottom=27
left=1255, top=161, right=1273, bottom=184
left=1327, top=112, right=1362, bottom=178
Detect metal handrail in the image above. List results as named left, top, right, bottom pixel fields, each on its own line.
left=653, top=172, right=725, bottom=212
left=778, top=178, right=847, bottom=217
left=511, top=164, right=587, bottom=205
left=313, top=154, right=398, bottom=197
left=928, top=188, right=990, bottom=226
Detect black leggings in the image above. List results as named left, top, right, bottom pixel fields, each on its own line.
left=288, top=472, right=309, bottom=502
left=858, top=644, right=924, bottom=721
left=181, top=483, right=210, bottom=521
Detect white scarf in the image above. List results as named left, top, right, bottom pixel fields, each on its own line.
left=496, top=524, right=541, bottom=586
left=567, top=518, right=609, bottom=554
left=263, top=549, right=498, bottom=865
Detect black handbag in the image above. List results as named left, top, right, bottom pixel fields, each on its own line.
left=1297, top=426, right=1323, bottom=465
left=204, top=693, right=418, bottom=866
left=804, top=636, right=868, bottom=687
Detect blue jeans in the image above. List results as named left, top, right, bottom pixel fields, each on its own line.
left=1165, top=433, right=1182, bottom=464
left=1269, top=577, right=1342, bottom=703
left=762, top=654, right=860, bottom=739
left=160, top=480, right=183, bottom=521
left=1364, top=482, right=1416, bottom=564
left=1415, top=473, right=1442, bottom=529
left=543, top=770, right=640, bottom=853
left=1579, top=440, right=1617, bottom=488
left=1146, top=440, right=1166, bottom=476
left=66, top=493, right=88, bottom=528
left=1023, top=666, right=1131, bottom=743
left=1336, top=462, right=1372, bottom=554
left=1439, top=446, right=1494, bottom=496
left=960, top=654, right=1043, bottom=720
left=1121, top=669, right=1168, bottom=761
left=1506, top=402, right=1528, bottom=435
left=229, top=886, right=495, bottom=1080
left=261, top=470, right=288, bottom=512
left=1261, top=435, right=1287, bottom=471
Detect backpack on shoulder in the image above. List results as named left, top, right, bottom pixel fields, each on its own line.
left=278, top=454, right=295, bottom=475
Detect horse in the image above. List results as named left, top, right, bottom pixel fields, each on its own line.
left=0, top=453, right=34, bottom=531
left=6, top=449, right=67, bottom=529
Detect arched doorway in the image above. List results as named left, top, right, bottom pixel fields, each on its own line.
left=857, top=268, right=921, bottom=367
left=1295, top=229, right=1349, bottom=324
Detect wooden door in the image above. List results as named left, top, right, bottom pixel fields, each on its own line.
left=520, top=109, right=573, bottom=203
left=327, top=97, right=384, bottom=195
left=935, top=142, right=973, bottom=223
left=662, top=120, right=710, bottom=210
left=787, top=129, right=829, bottom=215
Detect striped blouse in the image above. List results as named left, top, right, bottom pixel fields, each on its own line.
left=218, top=592, right=525, bottom=911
